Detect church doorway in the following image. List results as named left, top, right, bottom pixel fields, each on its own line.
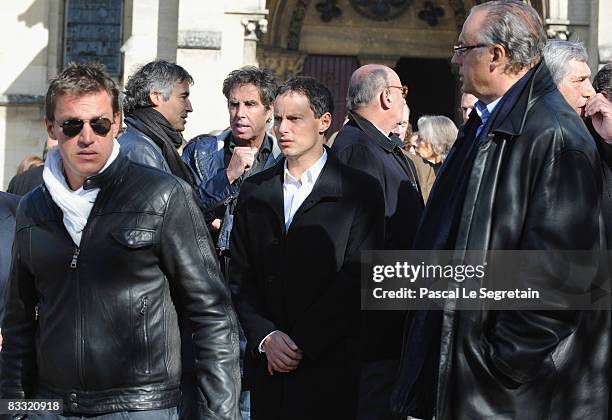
left=395, top=57, right=458, bottom=129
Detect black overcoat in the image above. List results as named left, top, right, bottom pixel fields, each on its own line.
left=229, top=152, right=384, bottom=420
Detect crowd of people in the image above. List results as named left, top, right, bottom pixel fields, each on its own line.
left=1, top=0, right=612, bottom=419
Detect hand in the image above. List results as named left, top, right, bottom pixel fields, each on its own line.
left=209, top=218, right=222, bottom=233
left=262, top=331, right=303, bottom=375
left=226, top=147, right=257, bottom=184
left=585, top=93, right=612, bottom=142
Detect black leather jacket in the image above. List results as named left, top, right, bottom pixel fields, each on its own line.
left=0, top=154, right=241, bottom=418
left=432, top=64, right=610, bottom=419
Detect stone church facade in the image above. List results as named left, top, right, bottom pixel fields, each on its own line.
left=0, top=0, right=609, bottom=188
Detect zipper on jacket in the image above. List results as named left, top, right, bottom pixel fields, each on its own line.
left=140, top=296, right=151, bottom=374
left=70, top=247, right=80, bottom=269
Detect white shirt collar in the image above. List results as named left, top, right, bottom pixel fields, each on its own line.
left=282, top=149, right=328, bottom=230
left=283, top=149, right=328, bottom=186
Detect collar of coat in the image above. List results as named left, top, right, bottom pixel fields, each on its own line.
left=245, top=146, right=343, bottom=224
left=81, top=151, right=130, bottom=191
left=486, top=61, right=556, bottom=138
left=346, top=111, right=399, bottom=152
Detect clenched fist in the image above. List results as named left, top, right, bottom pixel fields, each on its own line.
left=226, top=147, right=258, bottom=184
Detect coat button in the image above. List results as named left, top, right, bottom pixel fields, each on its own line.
left=71, top=402, right=78, bottom=410
left=69, top=392, right=77, bottom=400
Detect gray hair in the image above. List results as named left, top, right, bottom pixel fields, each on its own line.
left=123, top=60, right=193, bottom=114
left=222, top=66, right=278, bottom=109
left=543, top=40, right=589, bottom=87
left=472, top=0, right=547, bottom=74
left=347, top=68, right=389, bottom=111
left=593, top=63, right=612, bottom=97
left=417, top=115, right=458, bottom=159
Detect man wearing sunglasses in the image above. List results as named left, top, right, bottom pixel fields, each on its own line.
left=331, top=64, right=424, bottom=420
left=0, top=63, right=240, bottom=419
left=392, top=1, right=608, bottom=419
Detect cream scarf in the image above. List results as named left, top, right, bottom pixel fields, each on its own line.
left=43, top=140, right=120, bottom=246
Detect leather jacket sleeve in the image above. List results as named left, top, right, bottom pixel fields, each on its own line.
left=121, top=134, right=172, bottom=173
left=159, top=180, right=241, bottom=419
left=0, top=215, right=37, bottom=399
left=483, top=147, right=603, bottom=387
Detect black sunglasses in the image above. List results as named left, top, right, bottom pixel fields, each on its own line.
left=55, top=117, right=113, bottom=137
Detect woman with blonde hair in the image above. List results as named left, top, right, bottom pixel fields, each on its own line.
left=416, top=115, right=458, bottom=174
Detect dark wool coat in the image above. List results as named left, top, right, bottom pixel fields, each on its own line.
left=229, top=152, right=385, bottom=420
left=332, top=113, right=425, bottom=363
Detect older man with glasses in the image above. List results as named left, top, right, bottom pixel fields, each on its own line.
left=332, top=64, right=424, bottom=420
left=392, top=1, right=608, bottom=419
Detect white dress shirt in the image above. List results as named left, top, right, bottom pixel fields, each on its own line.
left=282, top=150, right=328, bottom=230
left=258, top=149, right=328, bottom=352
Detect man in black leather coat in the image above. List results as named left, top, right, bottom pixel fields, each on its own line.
left=0, top=63, right=240, bottom=419
left=393, top=1, right=609, bottom=419
left=0, top=191, right=20, bottom=350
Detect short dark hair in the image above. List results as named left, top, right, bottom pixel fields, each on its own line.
left=45, top=62, right=120, bottom=120
left=277, top=76, right=334, bottom=119
left=123, top=60, right=193, bottom=114
left=222, top=66, right=278, bottom=109
left=593, top=64, right=612, bottom=97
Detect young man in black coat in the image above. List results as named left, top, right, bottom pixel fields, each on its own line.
left=229, top=76, right=385, bottom=420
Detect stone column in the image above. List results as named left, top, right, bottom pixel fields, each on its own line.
left=121, top=0, right=179, bottom=86
left=598, top=0, right=612, bottom=66
left=545, top=0, right=571, bottom=40
left=242, top=17, right=268, bottom=66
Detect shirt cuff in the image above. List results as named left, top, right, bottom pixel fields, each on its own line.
left=258, top=330, right=278, bottom=353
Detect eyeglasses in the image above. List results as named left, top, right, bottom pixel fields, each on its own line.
left=387, top=85, right=409, bottom=98
left=55, top=117, right=114, bottom=137
left=452, top=44, right=488, bottom=56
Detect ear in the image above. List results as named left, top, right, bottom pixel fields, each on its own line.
left=45, top=116, right=57, bottom=140
left=112, top=112, right=122, bottom=139
left=490, top=44, right=507, bottom=72
left=380, top=87, right=393, bottom=110
left=149, top=91, right=163, bottom=107
left=318, top=112, right=332, bottom=135
left=265, top=104, right=274, bottom=123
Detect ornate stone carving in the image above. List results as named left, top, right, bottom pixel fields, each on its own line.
left=287, top=0, right=310, bottom=50
left=257, top=47, right=307, bottom=81
left=449, top=0, right=467, bottom=33
left=546, top=25, right=571, bottom=40
left=242, top=18, right=268, bottom=41
left=418, top=1, right=445, bottom=26
left=316, top=0, right=342, bottom=22
left=349, top=0, right=413, bottom=21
